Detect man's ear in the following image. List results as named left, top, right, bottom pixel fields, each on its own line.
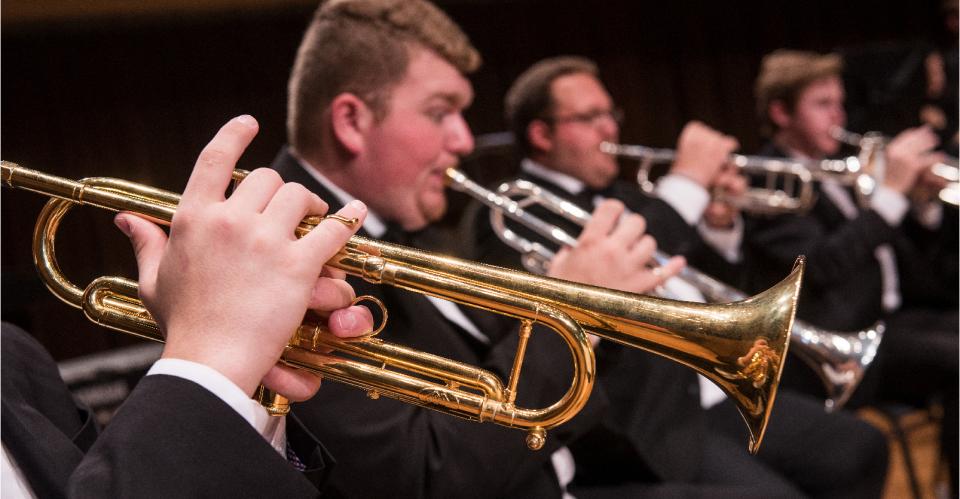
left=330, top=93, right=375, bottom=155
left=768, top=100, right=792, bottom=130
left=527, top=119, right=554, bottom=153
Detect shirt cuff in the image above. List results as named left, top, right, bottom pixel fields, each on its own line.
left=654, top=174, right=710, bottom=226
left=147, top=358, right=286, bottom=454
left=870, top=186, right=909, bottom=227
left=697, top=215, right=744, bottom=263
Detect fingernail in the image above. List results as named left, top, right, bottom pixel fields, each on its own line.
left=114, top=215, right=131, bottom=236
left=236, top=115, right=257, bottom=128
left=337, top=310, right=357, bottom=332
left=347, top=200, right=366, bottom=212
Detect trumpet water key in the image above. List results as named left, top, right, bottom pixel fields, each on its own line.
left=5, top=161, right=804, bottom=453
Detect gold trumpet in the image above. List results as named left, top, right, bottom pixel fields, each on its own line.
left=2, top=161, right=804, bottom=453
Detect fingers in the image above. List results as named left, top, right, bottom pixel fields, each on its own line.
left=322, top=265, right=347, bottom=280
left=673, top=121, right=737, bottom=187
left=329, top=305, right=375, bottom=338
left=261, top=181, right=329, bottom=233
left=625, top=234, right=657, bottom=269
left=609, top=212, right=647, bottom=244
left=658, top=255, right=686, bottom=281
left=180, top=115, right=259, bottom=209
left=261, top=365, right=323, bottom=402
left=580, top=200, right=624, bottom=244
left=227, top=167, right=285, bottom=214
left=309, top=277, right=356, bottom=312
left=298, top=200, right=367, bottom=269
left=115, top=213, right=169, bottom=301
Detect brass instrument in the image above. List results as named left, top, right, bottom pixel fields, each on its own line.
left=447, top=168, right=879, bottom=412
left=600, top=141, right=870, bottom=215
left=831, top=127, right=960, bottom=206
left=3, top=162, right=804, bottom=453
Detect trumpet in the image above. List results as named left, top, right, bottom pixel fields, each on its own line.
left=600, top=141, right=868, bottom=215
left=2, top=161, right=804, bottom=453
left=831, top=127, right=960, bottom=206
left=447, top=168, right=880, bottom=412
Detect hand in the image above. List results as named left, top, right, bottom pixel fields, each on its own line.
left=909, top=160, right=950, bottom=205
left=114, top=115, right=373, bottom=399
left=548, top=200, right=685, bottom=296
left=883, top=126, right=942, bottom=195
left=670, top=121, right=739, bottom=188
left=704, top=165, right=747, bottom=229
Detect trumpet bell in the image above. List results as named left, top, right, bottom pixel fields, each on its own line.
left=792, top=321, right=885, bottom=412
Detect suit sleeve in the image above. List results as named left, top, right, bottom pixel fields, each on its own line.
left=746, top=201, right=899, bottom=290
left=68, top=375, right=325, bottom=498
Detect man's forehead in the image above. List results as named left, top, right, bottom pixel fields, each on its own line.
left=402, top=47, right=474, bottom=106
left=551, top=73, right=610, bottom=108
left=802, top=76, right=843, bottom=96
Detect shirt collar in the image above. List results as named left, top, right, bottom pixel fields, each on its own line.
left=294, top=156, right=387, bottom=238
left=521, top=158, right=587, bottom=195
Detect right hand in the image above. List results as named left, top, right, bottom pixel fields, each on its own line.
left=670, top=121, right=740, bottom=189
left=883, top=126, right=943, bottom=195
left=115, top=115, right=373, bottom=399
left=548, top=200, right=685, bottom=296
left=704, top=165, right=748, bottom=229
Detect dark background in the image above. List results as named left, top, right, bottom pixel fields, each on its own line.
left=3, top=0, right=955, bottom=360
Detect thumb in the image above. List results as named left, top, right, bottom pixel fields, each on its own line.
left=114, top=213, right=168, bottom=294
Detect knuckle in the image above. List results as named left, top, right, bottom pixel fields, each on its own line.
left=283, top=182, right=312, bottom=200
left=197, top=147, right=228, bottom=169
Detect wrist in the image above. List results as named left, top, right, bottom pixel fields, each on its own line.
left=161, top=339, right=273, bottom=396
left=668, top=165, right=710, bottom=188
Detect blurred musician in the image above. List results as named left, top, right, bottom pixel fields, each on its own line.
left=465, top=55, right=889, bottom=498
left=747, top=49, right=958, bottom=493
left=271, top=1, right=676, bottom=498
left=2, top=116, right=373, bottom=497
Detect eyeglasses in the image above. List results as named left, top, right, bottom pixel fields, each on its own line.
left=545, top=108, right=624, bottom=127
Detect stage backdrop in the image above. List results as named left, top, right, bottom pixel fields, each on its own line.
left=2, top=0, right=951, bottom=359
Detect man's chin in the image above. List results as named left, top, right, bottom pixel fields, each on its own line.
left=419, top=196, right=448, bottom=225
left=821, top=140, right=842, bottom=157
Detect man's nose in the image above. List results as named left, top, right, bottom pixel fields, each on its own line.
left=448, top=114, right=474, bottom=156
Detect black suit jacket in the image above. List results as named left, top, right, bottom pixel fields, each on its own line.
left=2, top=322, right=329, bottom=498
left=272, top=148, right=608, bottom=499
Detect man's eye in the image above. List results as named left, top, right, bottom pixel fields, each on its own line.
left=427, top=108, right=451, bottom=123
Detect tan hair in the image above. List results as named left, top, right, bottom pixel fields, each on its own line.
left=504, top=56, right=598, bottom=155
left=287, top=0, right=481, bottom=161
left=755, top=49, right=843, bottom=136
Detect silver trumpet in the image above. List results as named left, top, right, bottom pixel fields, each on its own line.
left=599, top=141, right=873, bottom=215
left=831, top=127, right=960, bottom=206
left=447, top=168, right=883, bottom=412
